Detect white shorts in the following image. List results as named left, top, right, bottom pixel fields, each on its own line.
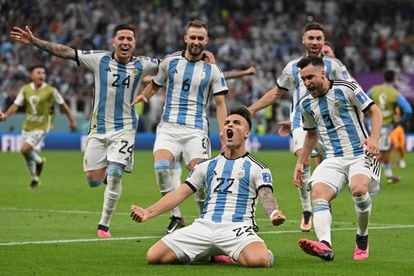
left=162, top=218, right=264, bottom=264
left=310, top=155, right=381, bottom=196
left=378, top=125, right=392, bottom=151
left=291, top=128, right=324, bottom=157
left=83, top=129, right=135, bottom=173
left=153, top=122, right=211, bottom=164
left=22, top=130, right=47, bottom=152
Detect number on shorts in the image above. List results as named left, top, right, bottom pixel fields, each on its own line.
left=119, top=140, right=134, bottom=155
left=232, top=225, right=255, bottom=237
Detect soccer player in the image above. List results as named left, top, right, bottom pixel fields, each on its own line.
left=0, top=65, right=77, bottom=189
left=321, top=41, right=335, bottom=58
left=367, top=70, right=412, bottom=183
left=293, top=55, right=382, bottom=261
left=10, top=24, right=159, bottom=238
left=390, top=120, right=407, bottom=168
left=248, top=22, right=354, bottom=232
left=130, top=107, right=286, bottom=267
left=133, top=20, right=228, bottom=234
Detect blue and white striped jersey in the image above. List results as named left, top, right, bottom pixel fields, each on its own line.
left=277, top=56, right=353, bottom=130
left=153, top=51, right=228, bottom=132
left=76, top=50, right=159, bottom=134
left=300, top=80, right=373, bottom=158
left=185, top=153, right=273, bottom=225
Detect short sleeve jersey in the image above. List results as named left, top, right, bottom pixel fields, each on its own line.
left=153, top=51, right=228, bottom=132
left=76, top=50, right=159, bottom=134
left=185, top=153, right=273, bottom=226
left=14, top=82, right=64, bottom=132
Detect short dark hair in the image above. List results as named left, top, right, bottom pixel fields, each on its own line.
left=230, top=107, right=251, bottom=130
left=304, top=22, right=324, bottom=33
left=187, top=20, right=208, bottom=31
left=384, top=70, right=395, bottom=82
left=29, top=64, right=45, bottom=72
left=112, top=24, right=136, bottom=37
left=297, top=55, right=325, bottom=69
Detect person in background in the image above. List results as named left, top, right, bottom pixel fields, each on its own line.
left=0, top=65, right=77, bottom=189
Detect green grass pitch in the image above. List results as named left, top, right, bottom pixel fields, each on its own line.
left=1, top=150, right=414, bottom=275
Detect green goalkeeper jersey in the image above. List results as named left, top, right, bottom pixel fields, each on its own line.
left=369, top=84, right=399, bottom=126
left=14, top=82, right=65, bottom=131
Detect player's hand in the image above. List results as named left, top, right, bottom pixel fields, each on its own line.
left=0, top=112, right=6, bottom=121
left=361, top=138, right=379, bottom=157
left=270, top=210, right=286, bottom=226
left=202, top=50, right=216, bottom=64
left=293, top=163, right=304, bottom=188
left=10, top=26, right=35, bottom=45
left=130, top=205, right=148, bottom=223
left=132, top=94, right=148, bottom=105
left=245, top=66, right=256, bottom=75
left=277, top=120, right=291, bottom=136
left=70, top=120, right=77, bottom=132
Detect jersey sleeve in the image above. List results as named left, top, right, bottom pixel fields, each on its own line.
left=300, top=98, right=317, bottom=130
left=152, top=58, right=169, bottom=87
left=253, top=166, right=273, bottom=191
left=185, top=162, right=207, bottom=191
left=52, top=88, right=65, bottom=105
left=211, top=65, right=228, bottom=95
left=276, top=62, right=296, bottom=91
left=76, top=50, right=108, bottom=72
left=140, top=56, right=159, bottom=77
left=329, top=57, right=354, bottom=81
left=349, top=84, right=373, bottom=112
left=13, top=89, right=25, bottom=106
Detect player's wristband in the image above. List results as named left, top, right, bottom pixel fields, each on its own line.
left=269, top=209, right=279, bottom=220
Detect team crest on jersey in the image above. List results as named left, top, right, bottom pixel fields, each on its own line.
left=199, top=71, right=206, bottom=79
left=235, top=169, right=245, bottom=179
left=334, top=101, right=340, bottom=108
left=262, top=172, right=272, bottom=183
left=133, top=69, right=139, bottom=75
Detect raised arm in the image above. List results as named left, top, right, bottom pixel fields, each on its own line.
left=130, top=184, right=194, bottom=223
left=248, top=86, right=287, bottom=115
left=214, top=94, right=228, bottom=136
left=10, top=26, right=76, bottom=60
left=258, top=186, right=286, bottom=226
left=224, top=66, right=256, bottom=80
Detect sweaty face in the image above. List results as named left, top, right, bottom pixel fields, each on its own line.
left=112, top=29, right=135, bottom=63
left=184, top=27, right=208, bottom=57
left=223, top=114, right=250, bottom=149
left=300, top=64, right=325, bottom=97
left=302, top=30, right=324, bottom=56
left=31, top=68, right=46, bottom=87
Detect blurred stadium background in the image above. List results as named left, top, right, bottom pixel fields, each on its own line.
left=1, top=0, right=414, bottom=151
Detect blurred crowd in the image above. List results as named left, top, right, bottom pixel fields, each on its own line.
left=1, top=0, right=414, bottom=132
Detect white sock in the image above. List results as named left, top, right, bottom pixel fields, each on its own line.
left=155, top=160, right=182, bottom=218
left=353, top=193, right=372, bottom=236
left=299, top=165, right=312, bottom=212
left=24, top=154, right=37, bottom=180
left=99, top=163, right=123, bottom=227
left=312, top=199, right=332, bottom=245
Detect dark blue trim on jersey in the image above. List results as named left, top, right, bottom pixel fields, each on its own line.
left=97, top=56, right=111, bottom=133
left=114, top=63, right=127, bottom=131
left=334, top=89, right=363, bottom=156
left=318, top=95, right=344, bottom=156
left=212, top=159, right=234, bottom=223
left=201, top=158, right=219, bottom=219
left=131, top=61, right=143, bottom=130
left=177, top=62, right=196, bottom=126
left=292, top=62, right=301, bottom=129
left=163, top=59, right=179, bottom=122
left=232, top=160, right=251, bottom=222
left=195, top=64, right=211, bottom=129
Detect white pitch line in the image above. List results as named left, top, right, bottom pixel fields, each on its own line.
left=1, top=224, right=413, bottom=247
left=0, top=207, right=400, bottom=226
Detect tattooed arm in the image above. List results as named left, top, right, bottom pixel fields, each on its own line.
left=258, top=186, right=286, bottom=226
left=10, top=26, right=76, bottom=60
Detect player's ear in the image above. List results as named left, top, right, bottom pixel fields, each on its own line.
left=245, top=130, right=251, bottom=140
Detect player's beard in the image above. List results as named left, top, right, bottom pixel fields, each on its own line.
left=188, top=44, right=204, bottom=57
